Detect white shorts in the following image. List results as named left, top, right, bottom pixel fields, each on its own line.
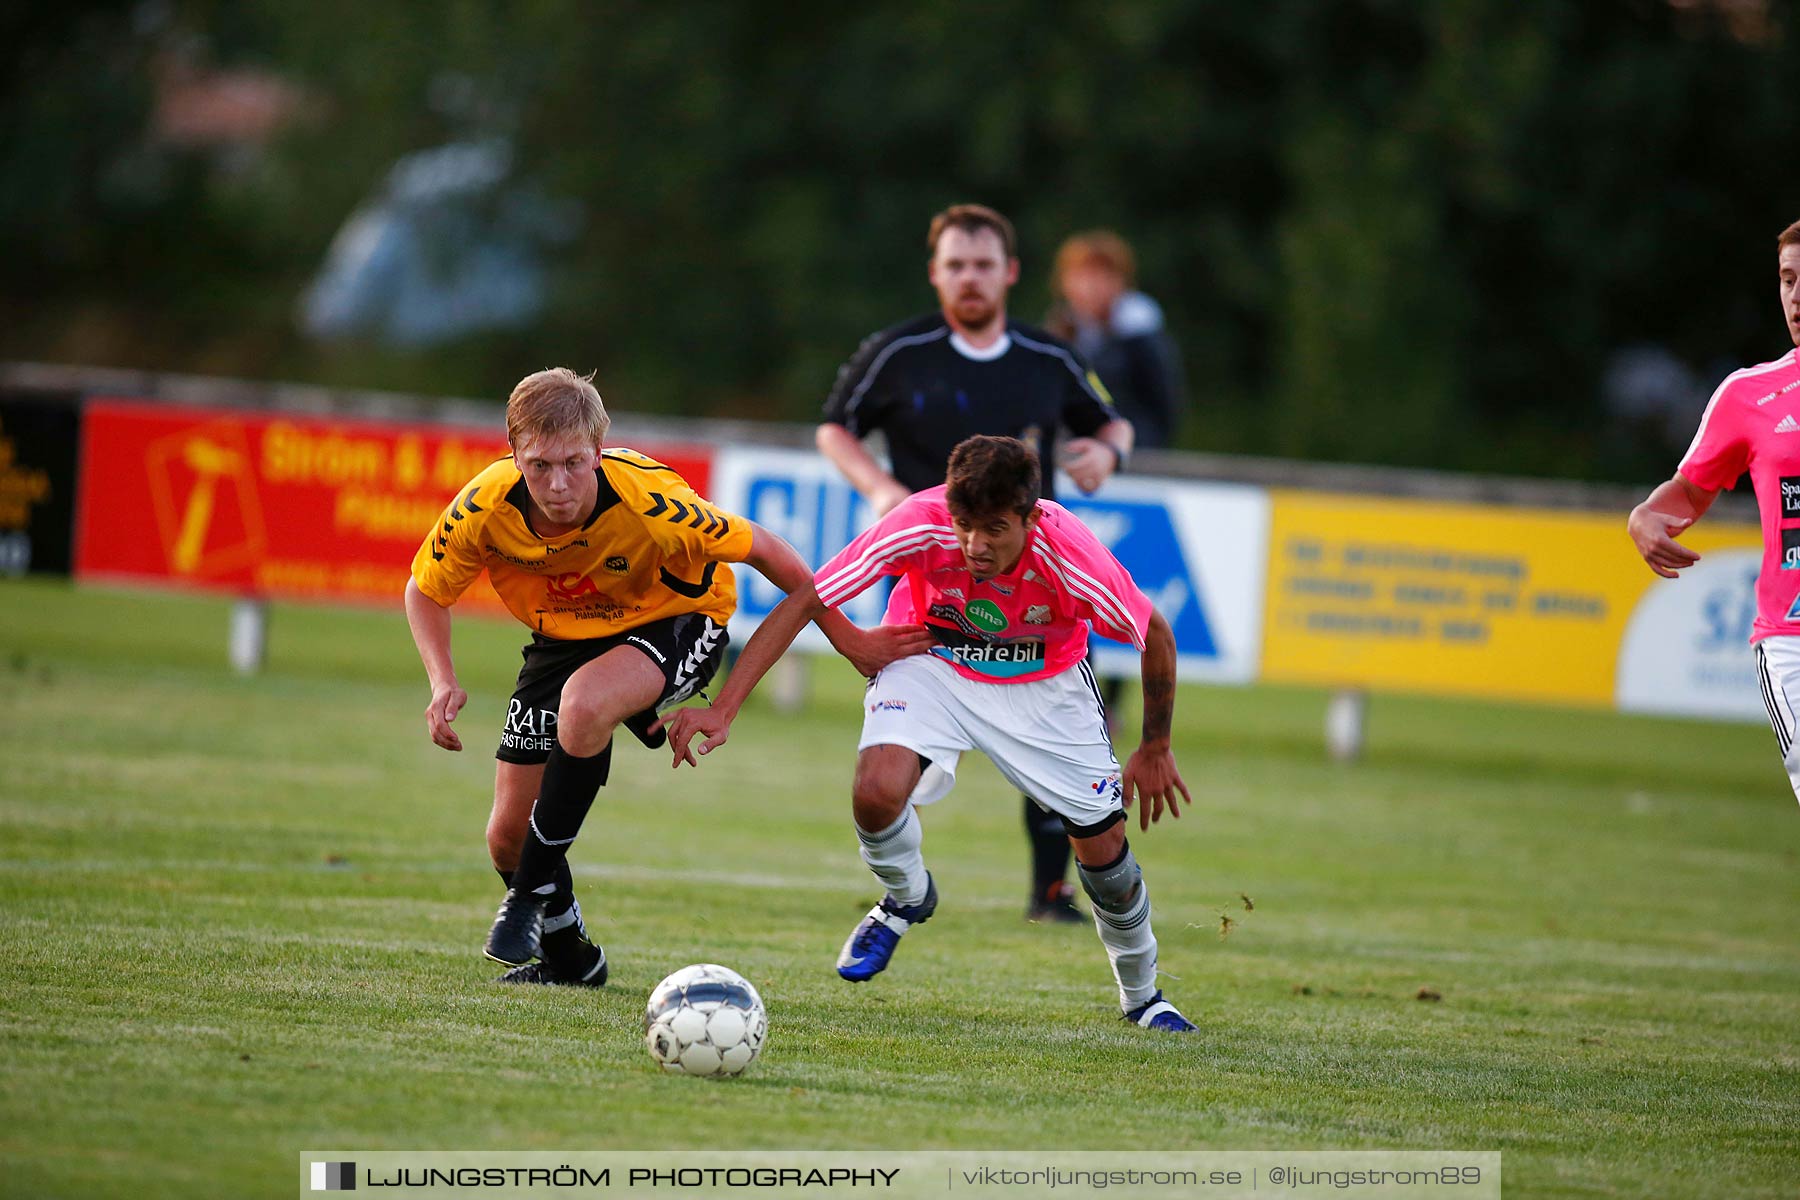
left=1754, top=636, right=1800, bottom=804
left=858, top=653, right=1124, bottom=831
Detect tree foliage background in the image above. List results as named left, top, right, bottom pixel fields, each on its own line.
left=4, top=0, right=1797, bottom=482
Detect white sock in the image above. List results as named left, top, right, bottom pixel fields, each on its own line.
left=855, top=805, right=929, bottom=907
left=1091, top=881, right=1158, bottom=1009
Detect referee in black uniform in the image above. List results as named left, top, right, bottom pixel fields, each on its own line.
left=816, top=203, right=1135, bottom=923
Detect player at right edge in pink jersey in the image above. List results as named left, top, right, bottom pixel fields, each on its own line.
left=1629, top=218, right=1800, bottom=803
left=657, top=435, right=1197, bottom=1030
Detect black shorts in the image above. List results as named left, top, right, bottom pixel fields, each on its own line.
left=496, top=612, right=730, bottom=765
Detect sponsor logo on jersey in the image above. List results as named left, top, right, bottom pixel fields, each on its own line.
left=1090, top=771, right=1122, bottom=799
left=1784, top=528, right=1800, bottom=570
left=485, top=543, right=547, bottom=569
left=1782, top=477, right=1800, bottom=518
left=942, top=587, right=965, bottom=600
left=923, top=609, right=1046, bottom=676
left=547, top=571, right=602, bottom=599
left=1024, top=604, right=1052, bottom=625
left=964, top=599, right=1008, bottom=632
left=1788, top=591, right=1800, bottom=622
left=604, top=554, right=630, bottom=575
left=1777, top=414, right=1800, bottom=434
left=929, top=602, right=988, bottom=639
left=868, top=698, right=908, bottom=714
left=1756, top=377, right=1800, bottom=405
left=931, top=641, right=1045, bottom=666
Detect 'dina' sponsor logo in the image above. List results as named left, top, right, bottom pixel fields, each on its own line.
left=964, top=599, right=1008, bottom=633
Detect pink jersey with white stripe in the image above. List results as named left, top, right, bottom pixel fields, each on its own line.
left=1678, top=347, right=1800, bottom=642
left=813, top=487, right=1154, bottom=683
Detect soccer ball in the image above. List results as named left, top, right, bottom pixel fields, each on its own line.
left=643, top=963, right=767, bottom=1077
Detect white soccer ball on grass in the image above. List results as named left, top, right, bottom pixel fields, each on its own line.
left=643, top=963, right=767, bottom=1077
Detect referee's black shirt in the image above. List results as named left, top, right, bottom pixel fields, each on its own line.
left=821, top=313, right=1121, bottom=502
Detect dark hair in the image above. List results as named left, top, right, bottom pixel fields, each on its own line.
left=945, top=435, right=1040, bottom=519
left=1781, top=219, right=1800, bottom=253
left=927, top=203, right=1017, bottom=259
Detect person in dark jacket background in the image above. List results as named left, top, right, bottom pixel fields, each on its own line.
left=1047, top=231, right=1186, bottom=450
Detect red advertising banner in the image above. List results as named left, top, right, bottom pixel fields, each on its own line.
left=74, top=399, right=714, bottom=613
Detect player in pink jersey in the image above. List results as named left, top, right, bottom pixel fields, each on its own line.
left=1628, top=218, right=1800, bottom=802
left=657, top=436, right=1197, bottom=1030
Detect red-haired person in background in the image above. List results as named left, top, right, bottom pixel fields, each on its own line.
left=1046, top=230, right=1186, bottom=452
left=1628, top=219, right=1800, bottom=803
left=1046, top=230, right=1188, bottom=722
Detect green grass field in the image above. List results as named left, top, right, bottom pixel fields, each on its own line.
left=2, top=577, right=1797, bottom=1199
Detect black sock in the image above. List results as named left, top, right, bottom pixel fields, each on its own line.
left=540, top=858, right=602, bottom=977
left=511, top=741, right=612, bottom=895
left=503, top=857, right=598, bottom=974
left=1023, top=794, right=1072, bottom=895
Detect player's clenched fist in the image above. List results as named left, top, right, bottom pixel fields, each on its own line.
left=425, top=681, right=467, bottom=751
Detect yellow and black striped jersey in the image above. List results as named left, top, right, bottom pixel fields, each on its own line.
left=410, top=448, right=752, bottom=639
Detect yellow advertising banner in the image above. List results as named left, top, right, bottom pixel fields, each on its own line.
left=1260, top=490, right=1761, bottom=707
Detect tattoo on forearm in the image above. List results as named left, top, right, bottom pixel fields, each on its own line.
left=1141, top=675, right=1174, bottom=742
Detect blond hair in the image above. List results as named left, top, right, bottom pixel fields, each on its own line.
left=505, top=368, right=609, bottom=448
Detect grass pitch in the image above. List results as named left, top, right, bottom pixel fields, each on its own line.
left=1, top=577, right=1796, bottom=1198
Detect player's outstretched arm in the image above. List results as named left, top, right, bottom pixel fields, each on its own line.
left=1120, top=609, right=1191, bottom=831
left=403, top=578, right=468, bottom=752
left=1627, top=474, right=1718, bottom=579
left=657, top=523, right=934, bottom=766
left=737, top=522, right=933, bottom=678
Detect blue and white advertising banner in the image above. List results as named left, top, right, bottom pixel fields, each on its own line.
left=1615, top=548, right=1765, bottom=722
left=709, top=447, right=891, bottom=651
left=709, top=447, right=1270, bottom=685
left=1057, top=474, right=1269, bottom=684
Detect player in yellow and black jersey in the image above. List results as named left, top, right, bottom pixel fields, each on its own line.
left=412, top=445, right=748, bottom=640
left=405, top=368, right=931, bottom=986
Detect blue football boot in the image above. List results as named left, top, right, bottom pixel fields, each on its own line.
left=837, top=873, right=937, bottom=982
left=1124, top=990, right=1197, bottom=1032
